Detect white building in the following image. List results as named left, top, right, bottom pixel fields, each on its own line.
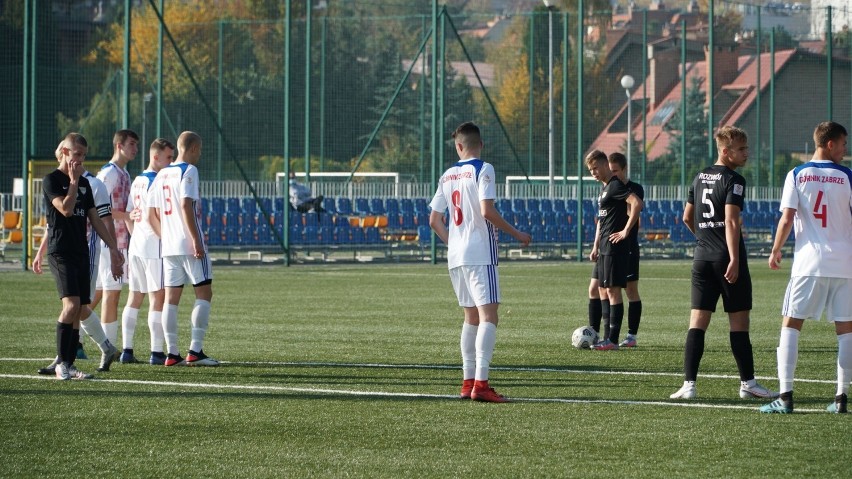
left=811, top=0, right=852, bottom=38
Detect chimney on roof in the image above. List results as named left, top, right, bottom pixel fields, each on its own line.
left=704, top=43, right=740, bottom=104
left=648, top=41, right=679, bottom=108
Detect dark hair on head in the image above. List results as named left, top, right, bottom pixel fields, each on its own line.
left=452, top=122, right=482, bottom=150
left=608, top=152, right=627, bottom=169
left=150, top=138, right=175, bottom=152
left=584, top=150, right=607, bottom=168
left=114, top=129, right=140, bottom=146
left=814, top=121, right=848, bottom=148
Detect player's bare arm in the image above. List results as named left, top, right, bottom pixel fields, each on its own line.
left=683, top=203, right=695, bottom=234
left=147, top=206, right=161, bottom=238
left=768, top=208, right=796, bottom=270
left=428, top=210, right=449, bottom=244
left=181, top=197, right=204, bottom=258
left=32, top=226, right=48, bottom=274
left=723, top=203, right=742, bottom=283
left=481, top=200, right=531, bottom=246
left=590, top=219, right=601, bottom=261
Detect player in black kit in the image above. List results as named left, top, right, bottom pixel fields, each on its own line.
left=585, top=150, right=643, bottom=350
left=670, top=126, right=778, bottom=400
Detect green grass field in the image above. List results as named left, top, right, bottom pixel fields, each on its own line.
left=0, top=260, right=847, bottom=478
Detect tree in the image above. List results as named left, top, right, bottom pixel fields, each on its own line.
left=654, top=76, right=708, bottom=185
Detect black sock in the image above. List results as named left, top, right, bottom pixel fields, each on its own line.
left=608, top=303, right=624, bottom=343
left=71, top=328, right=81, bottom=366
left=588, top=298, right=602, bottom=334
left=627, top=300, right=642, bottom=336
left=780, top=390, right=793, bottom=406
left=57, top=323, right=75, bottom=365
left=601, top=299, right=610, bottom=340
left=684, top=328, right=706, bottom=382
left=730, top=331, right=755, bottom=382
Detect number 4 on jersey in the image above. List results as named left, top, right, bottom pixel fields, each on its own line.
left=813, top=190, right=827, bottom=228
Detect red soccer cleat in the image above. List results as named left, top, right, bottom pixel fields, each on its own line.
left=460, top=378, right=475, bottom=399
left=471, top=380, right=509, bottom=403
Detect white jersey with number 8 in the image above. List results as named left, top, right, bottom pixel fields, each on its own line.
left=429, top=158, right=498, bottom=269
left=780, top=159, right=852, bottom=278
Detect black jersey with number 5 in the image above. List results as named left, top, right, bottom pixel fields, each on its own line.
left=687, top=164, right=747, bottom=262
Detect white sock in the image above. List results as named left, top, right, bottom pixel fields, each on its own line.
left=80, top=311, right=109, bottom=352
left=189, top=299, right=211, bottom=353
left=460, top=323, right=477, bottom=380
left=837, top=332, right=852, bottom=396
left=148, top=310, right=164, bottom=353
left=474, top=322, right=497, bottom=381
left=163, top=304, right=180, bottom=356
left=121, top=306, right=139, bottom=350
left=777, top=327, right=800, bottom=394
left=103, top=321, right=119, bottom=346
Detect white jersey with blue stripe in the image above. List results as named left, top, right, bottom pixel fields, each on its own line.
left=429, top=158, right=498, bottom=269
left=83, top=170, right=111, bottom=270
left=780, top=159, right=852, bottom=278
left=149, top=162, right=205, bottom=257
left=127, top=169, right=162, bottom=259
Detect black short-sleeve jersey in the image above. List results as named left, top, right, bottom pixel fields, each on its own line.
left=43, top=169, right=95, bottom=257
left=597, top=177, right=632, bottom=255
left=625, top=180, right=644, bottom=252
left=686, top=164, right=747, bottom=262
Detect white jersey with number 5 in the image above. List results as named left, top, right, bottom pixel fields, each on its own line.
left=150, top=162, right=205, bottom=257
left=429, top=158, right=498, bottom=269
left=780, top=159, right=852, bottom=278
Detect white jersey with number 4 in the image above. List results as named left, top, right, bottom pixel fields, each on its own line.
left=780, top=159, right=852, bottom=278
left=127, top=170, right=161, bottom=259
left=150, top=162, right=205, bottom=257
left=429, top=158, right=498, bottom=269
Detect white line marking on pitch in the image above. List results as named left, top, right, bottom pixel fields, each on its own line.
left=0, top=373, right=826, bottom=413
left=0, top=358, right=837, bottom=385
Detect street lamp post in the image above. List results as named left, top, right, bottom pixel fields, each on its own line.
left=620, top=75, right=634, bottom=179
left=544, top=0, right=557, bottom=199
left=141, top=92, right=153, bottom=172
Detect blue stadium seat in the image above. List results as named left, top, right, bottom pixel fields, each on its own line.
left=224, top=225, right=239, bottom=245
left=545, top=225, right=559, bottom=242
left=496, top=198, right=512, bottom=214
left=400, top=212, right=416, bottom=230
left=350, top=227, right=365, bottom=244
left=289, top=225, right=304, bottom=244
left=334, top=225, right=352, bottom=244
left=385, top=198, right=400, bottom=217
left=512, top=211, right=530, bottom=229
left=400, top=198, right=414, bottom=214
left=241, top=197, right=258, bottom=216
left=319, top=212, right=335, bottom=227
left=526, top=198, right=540, bottom=212
left=414, top=198, right=430, bottom=215
left=354, top=197, right=370, bottom=215
left=527, top=211, right=543, bottom=228
left=304, top=213, right=319, bottom=227
left=541, top=211, right=556, bottom=228
left=206, top=224, right=223, bottom=246
left=512, top=198, right=527, bottom=212
left=303, top=226, right=320, bottom=245
left=530, top=225, right=545, bottom=243
left=226, top=196, right=240, bottom=214
left=365, top=227, right=381, bottom=244
left=369, top=198, right=386, bottom=215
left=322, top=197, right=336, bottom=214
left=552, top=199, right=566, bottom=213
left=319, top=226, right=334, bottom=245
left=336, top=197, right=352, bottom=216
left=539, top=198, right=553, bottom=213
left=418, top=225, right=432, bottom=248
left=273, top=197, right=286, bottom=212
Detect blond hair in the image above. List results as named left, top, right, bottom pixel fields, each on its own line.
left=54, top=132, right=88, bottom=159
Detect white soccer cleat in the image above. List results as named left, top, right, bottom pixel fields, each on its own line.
left=739, top=381, right=779, bottom=399
left=670, top=382, right=697, bottom=399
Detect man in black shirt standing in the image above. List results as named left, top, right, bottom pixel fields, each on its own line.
left=43, top=133, right=123, bottom=380
left=670, top=126, right=778, bottom=400
left=608, top=152, right=645, bottom=348
left=585, top=150, right=643, bottom=350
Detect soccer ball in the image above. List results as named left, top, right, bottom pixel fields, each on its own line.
left=571, top=326, right=598, bottom=349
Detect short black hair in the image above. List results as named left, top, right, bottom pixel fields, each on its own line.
left=452, top=122, right=481, bottom=150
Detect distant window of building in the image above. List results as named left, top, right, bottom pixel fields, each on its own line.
left=649, top=99, right=678, bottom=126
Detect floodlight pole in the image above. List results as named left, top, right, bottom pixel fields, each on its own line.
left=621, top=75, right=634, bottom=179
left=544, top=0, right=557, bottom=199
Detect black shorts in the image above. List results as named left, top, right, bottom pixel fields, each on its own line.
left=691, top=259, right=752, bottom=313
left=625, top=247, right=640, bottom=282
left=48, top=252, right=92, bottom=305
left=599, top=253, right=628, bottom=289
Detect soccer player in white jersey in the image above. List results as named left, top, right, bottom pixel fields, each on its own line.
left=121, top=138, right=174, bottom=365
left=760, top=121, right=852, bottom=414
left=148, top=131, right=218, bottom=367
left=34, top=160, right=119, bottom=374
left=429, top=122, right=531, bottom=403
left=95, top=129, right=138, bottom=348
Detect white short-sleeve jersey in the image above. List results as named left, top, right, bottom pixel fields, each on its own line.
left=150, top=162, right=205, bottom=257
left=780, top=159, right=852, bottom=278
left=96, top=161, right=131, bottom=249
left=83, top=170, right=111, bottom=263
left=429, top=158, right=498, bottom=269
left=127, top=170, right=162, bottom=259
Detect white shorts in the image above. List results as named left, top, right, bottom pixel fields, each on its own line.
left=163, top=255, right=213, bottom=288
left=89, top=246, right=100, bottom=295
left=96, top=247, right=128, bottom=290
left=128, top=254, right=164, bottom=294
left=449, top=264, right=500, bottom=308
left=782, top=276, right=852, bottom=322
